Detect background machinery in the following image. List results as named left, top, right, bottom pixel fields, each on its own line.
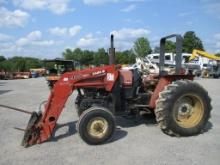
left=8, top=34, right=211, bottom=147
left=189, top=49, right=220, bottom=78
left=122, top=57, right=159, bottom=75
left=43, top=58, right=78, bottom=88
left=147, top=52, right=202, bottom=76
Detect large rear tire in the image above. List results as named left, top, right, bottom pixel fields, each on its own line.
left=155, top=80, right=212, bottom=136
left=77, top=106, right=116, bottom=145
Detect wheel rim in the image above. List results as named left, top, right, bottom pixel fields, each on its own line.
left=87, top=117, right=109, bottom=139
left=202, top=70, right=209, bottom=78
left=173, top=93, right=204, bottom=128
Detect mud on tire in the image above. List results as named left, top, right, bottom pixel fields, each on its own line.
left=155, top=80, right=212, bottom=136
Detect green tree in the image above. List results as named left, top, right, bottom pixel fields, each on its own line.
left=63, top=48, right=99, bottom=66
left=62, top=48, right=136, bottom=66
left=94, top=48, right=108, bottom=66
left=216, top=53, right=220, bottom=57
left=153, top=41, right=175, bottom=53
left=63, top=48, right=93, bottom=66
left=81, top=50, right=94, bottom=66
left=0, top=60, right=14, bottom=72
left=10, top=57, right=26, bottom=72
left=0, top=56, right=42, bottom=72
left=63, top=48, right=82, bottom=61
left=165, top=41, right=176, bottom=53
left=183, top=31, right=204, bottom=53
left=25, top=57, right=42, bottom=70
left=0, top=56, right=6, bottom=62
left=116, top=50, right=135, bottom=64
left=133, top=37, right=152, bottom=58
left=62, top=48, right=74, bottom=60
left=72, top=48, right=83, bottom=63
left=126, top=50, right=136, bottom=64
left=0, top=55, right=6, bottom=71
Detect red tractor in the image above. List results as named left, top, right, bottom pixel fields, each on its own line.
left=21, top=34, right=211, bottom=147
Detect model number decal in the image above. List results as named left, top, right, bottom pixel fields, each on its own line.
left=92, top=70, right=106, bottom=76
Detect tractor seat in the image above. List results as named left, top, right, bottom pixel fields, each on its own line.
left=119, top=69, right=142, bottom=99
left=119, top=70, right=133, bottom=87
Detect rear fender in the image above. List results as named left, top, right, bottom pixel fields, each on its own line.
left=149, top=75, right=194, bottom=109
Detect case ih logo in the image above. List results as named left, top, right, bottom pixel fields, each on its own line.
left=92, top=70, right=106, bottom=76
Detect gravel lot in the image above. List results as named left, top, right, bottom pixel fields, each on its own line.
left=0, top=78, right=220, bottom=165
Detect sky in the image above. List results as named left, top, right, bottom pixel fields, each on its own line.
left=0, top=0, right=220, bottom=59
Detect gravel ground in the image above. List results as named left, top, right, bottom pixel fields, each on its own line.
left=0, top=77, right=219, bottom=165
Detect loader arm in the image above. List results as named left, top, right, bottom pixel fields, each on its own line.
left=190, top=49, right=220, bottom=61
left=22, top=65, right=119, bottom=147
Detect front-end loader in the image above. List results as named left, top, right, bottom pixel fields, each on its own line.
left=1, top=34, right=212, bottom=147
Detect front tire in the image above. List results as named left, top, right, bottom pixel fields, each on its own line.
left=155, top=80, right=212, bottom=136
left=77, top=106, right=116, bottom=145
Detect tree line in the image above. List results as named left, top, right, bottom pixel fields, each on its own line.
left=62, top=31, right=206, bottom=65
left=0, top=56, right=42, bottom=72
left=0, top=31, right=219, bottom=72
left=62, top=48, right=136, bottom=66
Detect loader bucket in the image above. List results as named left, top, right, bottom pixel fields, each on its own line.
left=21, top=111, right=42, bottom=147
left=0, top=104, right=43, bottom=147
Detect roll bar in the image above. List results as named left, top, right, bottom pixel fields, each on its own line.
left=159, top=34, right=183, bottom=75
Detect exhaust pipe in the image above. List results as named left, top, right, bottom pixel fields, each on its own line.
left=109, top=34, right=115, bottom=65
